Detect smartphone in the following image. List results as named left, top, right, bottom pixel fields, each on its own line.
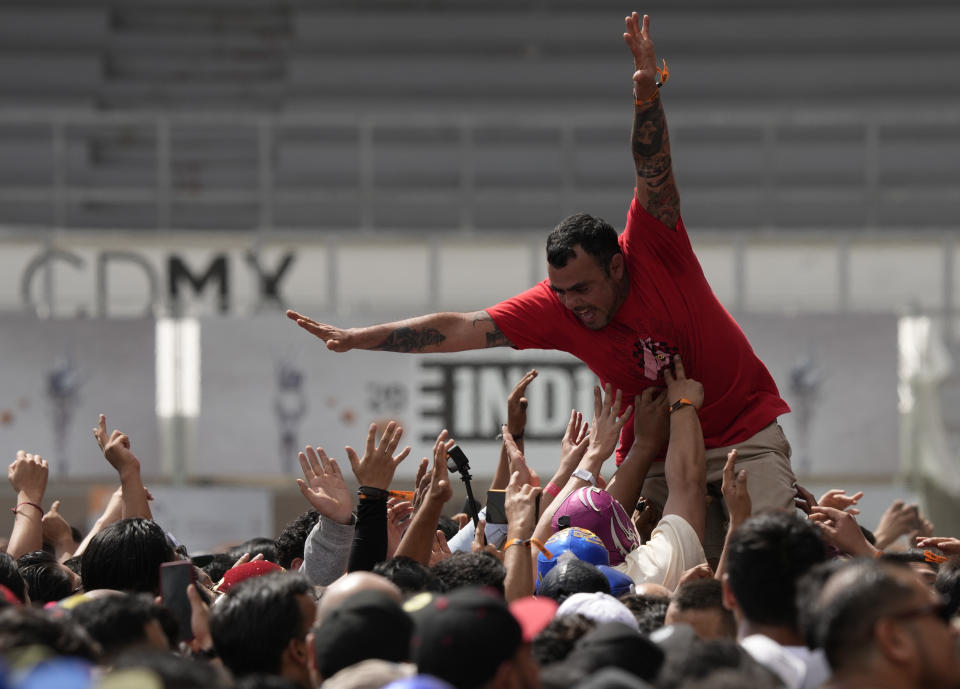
left=486, top=489, right=508, bottom=524
left=160, top=560, right=196, bottom=642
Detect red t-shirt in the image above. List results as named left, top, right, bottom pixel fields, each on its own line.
left=486, top=197, right=790, bottom=463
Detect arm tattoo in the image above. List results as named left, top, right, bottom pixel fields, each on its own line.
left=373, top=327, right=446, bottom=352
left=632, top=99, right=680, bottom=227
left=473, top=311, right=513, bottom=348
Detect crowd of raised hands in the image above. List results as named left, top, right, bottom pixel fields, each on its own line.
left=1, top=365, right=957, bottom=689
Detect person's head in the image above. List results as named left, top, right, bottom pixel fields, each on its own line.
left=210, top=571, right=316, bottom=688
left=547, top=622, right=663, bottom=685
left=317, top=571, right=402, bottom=622
left=0, top=605, right=100, bottom=661
left=556, top=592, right=639, bottom=632
left=546, top=213, right=626, bottom=330
left=880, top=548, right=940, bottom=588
left=664, top=579, right=735, bottom=640
left=532, top=613, right=597, bottom=666
left=431, top=552, right=506, bottom=595
left=935, top=555, right=960, bottom=619
left=723, top=511, right=827, bottom=631
left=80, top=518, right=176, bottom=594
left=373, top=556, right=446, bottom=596
left=410, top=587, right=538, bottom=689
left=537, top=557, right=610, bottom=605
left=811, top=559, right=960, bottom=688
left=202, top=553, right=236, bottom=584
left=18, top=550, right=81, bottom=604
left=69, top=592, right=171, bottom=661
left=312, top=590, right=414, bottom=680
left=656, top=638, right=781, bottom=689
left=0, top=552, right=29, bottom=604
left=551, top=488, right=639, bottom=566
left=275, top=509, right=321, bottom=571
left=618, top=593, right=669, bottom=635
left=232, top=537, right=279, bottom=565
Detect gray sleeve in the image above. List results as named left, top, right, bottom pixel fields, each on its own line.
left=299, top=513, right=356, bottom=587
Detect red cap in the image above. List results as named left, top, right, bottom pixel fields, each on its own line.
left=218, top=560, right=284, bottom=593
left=509, top=596, right=558, bottom=642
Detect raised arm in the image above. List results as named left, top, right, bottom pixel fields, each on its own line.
left=661, top=356, right=706, bottom=543
left=624, top=12, right=679, bottom=229
left=93, top=414, right=152, bottom=520
left=286, top=309, right=512, bottom=353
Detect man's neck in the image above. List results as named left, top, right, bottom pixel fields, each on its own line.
left=739, top=620, right=805, bottom=647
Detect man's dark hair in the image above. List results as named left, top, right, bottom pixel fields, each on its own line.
left=532, top=613, right=596, bottom=666
left=69, top=592, right=167, bottom=660
left=202, top=553, right=236, bottom=583
left=656, top=638, right=781, bottom=689
left=209, top=571, right=313, bottom=678
left=880, top=547, right=940, bottom=570
left=372, top=556, right=446, bottom=595
left=17, top=550, right=75, bottom=604
left=546, top=213, right=622, bottom=271
left=811, top=559, right=919, bottom=672
left=431, top=551, right=506, bottom=595
left=670, top=578, right=736, bottom=638
left=275, top=509, right=320, bottom=570
left=231, top=537, right=279, bottom=565
left=436, top=516, right=460, bottom=541
left=0, top=552, right=28, bottom=604
left=538, top=558, right=610, bottom=604
left=936, top=555, right=960, bottom=619
left=63, top=555, right=82, bottom=576
left=81, top=518, right=176, bottom=594
left=795, top=558, right=848, bottom=649
left=0, top=606, right=100, bottom=661
left=619, top=593, right=669, bottom=635
left=726, top=511, right=828, bottom=629
left=113, top=648, right=229, bottom=688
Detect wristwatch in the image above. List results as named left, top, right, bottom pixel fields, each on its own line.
left=571, top=467, right=597, bottom=486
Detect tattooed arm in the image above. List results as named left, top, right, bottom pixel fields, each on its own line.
left=286, top=309, right=513, bottom=353
left=624, top=12, right=680, bottom=229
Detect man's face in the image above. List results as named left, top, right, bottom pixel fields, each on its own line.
left=547, top=247, right=625, bottom=330
left=894, top=576, right=960, bottom=689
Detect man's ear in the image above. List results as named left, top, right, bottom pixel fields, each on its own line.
left=609, top=253, right=625, bottom=280
left=874, top=618, right=914, bottom=665
left=289, top=557, right=304, bottom=572
left=720, top=574, right=738, bottom=613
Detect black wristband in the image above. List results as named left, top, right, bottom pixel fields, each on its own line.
left=357, top=486, right=389, bottom=500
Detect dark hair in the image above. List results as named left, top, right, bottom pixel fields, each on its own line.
left=372, top=556, right=446, bottom=595
left=275, top=509, right=320, bottom=570
left=546, top=213, right=622, bottom=271
left=532, top=613, right=596, bottom=666
left=431, top=552, right=506, bottom=595
left=936, top=555, right=960, bottom=619
left=0, top=552, right=29, bottom=604
left=669, top=578, right=736, bottom=638
left=656, top=639, right=781, bottom=689
left=880, top=547, right=941, bottom=570
left=81, top=518, right=177, bottom=594
left=812, top=559, right=919, bottom=672
left=538, top=559, right=610, bottom=604
left=209, top=571, right=313, bottom=677
left=795, top=558, right=848, bottom=649
left=231, top=537, right=279, bottom=565
left=17, top=550, right=75, bottom=604
left=726, top=512, right=827, bottom=629
left=618, top=593, right=669, bottom=635
left=202, top=553, right=236, bottom=584
left=436, top=516, right=460, bottom=541
left=63, top=555, right=82, bottom=576
left=0, top=606, right=100, bottom=661
left=112, top=648, right=229, bottom=688
left=69, top=592, right=169, bottom=659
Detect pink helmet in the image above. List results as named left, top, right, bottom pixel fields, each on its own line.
left=551, top=487, right=640, bottom=565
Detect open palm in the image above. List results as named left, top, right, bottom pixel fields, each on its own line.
left=297, top=445, right=353, bottom=525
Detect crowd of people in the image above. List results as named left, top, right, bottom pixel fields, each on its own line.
left=4, top=10, right=960, bottom=689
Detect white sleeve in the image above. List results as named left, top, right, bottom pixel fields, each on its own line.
left=614, top=513, right=706, bottom=591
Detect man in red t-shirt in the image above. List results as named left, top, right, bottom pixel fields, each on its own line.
left=287, top=13, right=796, bottom=558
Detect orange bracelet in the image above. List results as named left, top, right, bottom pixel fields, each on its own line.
left=633, top=58, right=670, bottom=106
left=669, top=398, right=697, bottom=414
left=504, top=537, right=553, bottom=559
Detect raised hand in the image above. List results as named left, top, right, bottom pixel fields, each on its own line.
left=721, top=449, right=750, bottom=527
left=586, top=384, right=634, bottom=464
left=346, top=421, right=412, bottom=490
left=632, top=387, right=669, bottom=455
left=506, top=369, right=538, bottom=437
left=560, top=410, right=590, bottom=469
left=818, top=489, right=863, bottom=514
left=93, top=414, right=141, bottom=477
left=286, top=310, right=355, bottom=352
left=663, top=356, right=703, bottom=410
left=505, top=470, right=540, bottom=537
left=42, top=500, right=76, bottom=557
left=429, top=530, right=452, bottom=566
left=471, top=518, right=503, bottom=562
left=386, top=498, right=414, bottom=558
left=297, top=445, right=353, bottom=525
left=502, top=428, right=537, bottom=488
left=623, top=12, right=660, bottom=100
left=425, top=430, right=454, bottom=507
left=916, top=536, right=960, bottom=555
left=873, top=499, right=923, bottom=550
left=808, top=505, right=875, bottom=557
left=8, top=451, right=48, bottom=502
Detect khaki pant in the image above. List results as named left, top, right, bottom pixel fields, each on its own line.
left=640, top=422, right=796, bottom=562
